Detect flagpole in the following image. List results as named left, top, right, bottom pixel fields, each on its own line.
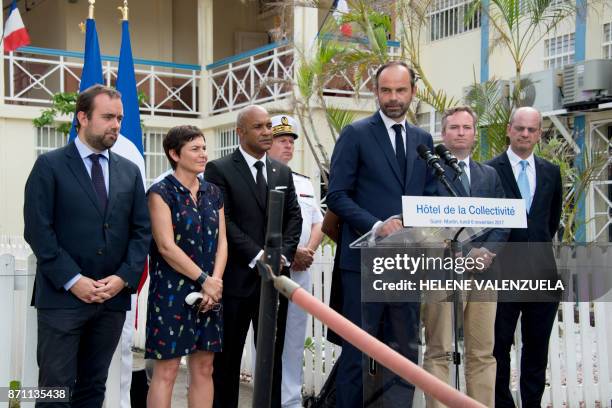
left=88, top=0, right=95, bottom=19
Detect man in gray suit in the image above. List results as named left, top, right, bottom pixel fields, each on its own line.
left=422, top=106, right=508, bottom=407
left=24, top=84, right=151, bottom=407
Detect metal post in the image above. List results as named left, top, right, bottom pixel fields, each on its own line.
left=252, top=190, right=284, bottom=408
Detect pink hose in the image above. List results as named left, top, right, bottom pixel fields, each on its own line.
left=289, top=286, right=486, bottom=408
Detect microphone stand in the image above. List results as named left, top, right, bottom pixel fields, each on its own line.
left=429, top=165, right=464, bottom=391
left=253, top=190, right=284, bottom=408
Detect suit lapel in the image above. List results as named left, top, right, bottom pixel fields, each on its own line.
left=446, top=163, right=468, bottom=197
left=105, top=151, right=119, bottom=219
left=496, top=152, right=522, bottom=199
left=369, top=114, right=402, bottom=186
left=403, top=121, right=417, bottom=191
left=266, top=157, right=279, bottom=192
left=531, top=155, right=546, bottom=210
left=467, top=160, right=482, bottom=196
left=65, top=142, right=105, bottom=217
left=231, top=149, right=266, bottom=211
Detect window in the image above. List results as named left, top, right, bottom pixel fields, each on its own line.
left=143, top=128, right=171, bottom=187
left=544, top=33, right=575, bottom=69
left=35, top=126, right=170, bottom=187
left=213, top=125, right=239, bottom=159
left=36, top=126, right=66, bottom=156
left=604, top=23, right=612, bottom=59
left=429, top=0, right=481, bottom=42
left=416, top=109, right=443, bottom=140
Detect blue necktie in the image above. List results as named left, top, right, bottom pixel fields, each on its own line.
left=517, top=160, right=531, bottom=212
left=458, top=161, right=470, bottom=196
left=89, top=154, right=107, bottom=211
left=392, top=124, right=406, bottom=182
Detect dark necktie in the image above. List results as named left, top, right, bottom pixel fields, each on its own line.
left=254, top=160, right=268, bottom=205
left=392, top=124, right=406, bottom=181
left=459, top=161, right=470, bottom=196
left=89, top=154, right=108, bottom=211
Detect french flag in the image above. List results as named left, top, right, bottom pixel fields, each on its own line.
left=112, top=18, right=148, bottom=324
left=3, top=0, right=30, bottom=52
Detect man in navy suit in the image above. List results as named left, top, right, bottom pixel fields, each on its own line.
left=422, top=106, right=508, bottom=407
left=24, top=85, right=151, bottom=408
left=326, top=61, right=437, bottom=408
left=487, top=107, right=562, bottom=407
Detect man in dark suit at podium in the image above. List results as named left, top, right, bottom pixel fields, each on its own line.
left=422, top=106, right=508, bottom=407
left=326, top=61, right=437, bottom=408
left=487, top=106, right=562, bottom=408
left=23, top=85, right=151, bottom=407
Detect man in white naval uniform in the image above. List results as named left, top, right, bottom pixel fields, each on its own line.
left=269, top=114, right=324, bottom=408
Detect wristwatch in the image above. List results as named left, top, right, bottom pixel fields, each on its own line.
left=196, top=271, right=209, bottom=287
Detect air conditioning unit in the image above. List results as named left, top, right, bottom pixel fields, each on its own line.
left=563, top=59, right=612, bottom=108
left=516, top=69, right=563, bottom=113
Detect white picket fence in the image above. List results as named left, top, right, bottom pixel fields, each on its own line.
left=3, top=238, right=612, bottom=407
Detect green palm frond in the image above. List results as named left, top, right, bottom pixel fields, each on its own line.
left=416, top=88, right=458, bottom=114
left=464, top=80, right=512, bottom=161
left=297, top=61, right=316, bottom=101
left=326, top=106, right=357, bottom=134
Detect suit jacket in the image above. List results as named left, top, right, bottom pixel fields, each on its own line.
left=204, top=148, right=302, bottom=298
left=23, top=141, right=151, bottom=310
left=487, top=152, right=562, bottom=288
left=486, top=152, right=562, bottom=243
left=435, top=159, right=509, bottom=253
left=326, top=112, right=438, bottom=272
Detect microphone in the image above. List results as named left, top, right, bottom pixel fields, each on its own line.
left=435, top=144, right=463, bottom=176
left=417, top=144, right=445, bottom=176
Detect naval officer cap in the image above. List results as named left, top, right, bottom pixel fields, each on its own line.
left=271, top=115, right=299, bottom=139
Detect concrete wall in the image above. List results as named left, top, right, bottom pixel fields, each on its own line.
left=20, top=0, right=198, bottom=64
left=0, top=109, right=39, bottom=236
left=173, top=0, right=198, bottom=65
left=21, top=0, right=67, bottom=50
left=212, top=0, right=263, bottom=61
left=416, top=5, right=612, bottom=101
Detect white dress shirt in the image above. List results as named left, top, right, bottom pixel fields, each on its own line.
left=75, top=136, right=110, bottom=192
left=459, top=156, right=471, bottom=184
left=239, top=145, right=268, bottom=182
left=507, top=147, right=536, bottom=203
left=65, top=137, right=111, bottom=290
left=379, top=110, right=407, bottom=154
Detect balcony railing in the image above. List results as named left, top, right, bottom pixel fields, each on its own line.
left=4, top=46, right=202, bottom=117
left=205, top=39, right=402, bottom=115
left=206, top=40, right=295, bottom=115
left=4, top=41, right=402, bottom=117
left=321, top=40, right=401, bottom=97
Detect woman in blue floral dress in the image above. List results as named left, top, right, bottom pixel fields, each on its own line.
left=146, top=125, right=227, bottom=408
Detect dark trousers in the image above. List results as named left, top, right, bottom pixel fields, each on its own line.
left=36, top=305, right=126, bottom=408
left=493, top=301, right=559, bottom=408
left=336, top=270, right=420, bottom=408
left=213, top=290, right=288, bottom=408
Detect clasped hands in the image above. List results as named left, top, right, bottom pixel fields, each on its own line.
left=69, top=275, right=126, bottom=304
left=292, top=247, right=315, bottom=272
left=199, top=275, right=223, bottom=313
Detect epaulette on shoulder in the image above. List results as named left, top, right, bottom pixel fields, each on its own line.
left=292, top=171, right=309, bottom=179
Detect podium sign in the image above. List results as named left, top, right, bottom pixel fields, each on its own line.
left=402, top=196, right=527, bottom=229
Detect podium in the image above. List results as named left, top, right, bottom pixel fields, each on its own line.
left=348, top=221, right=489, bottom=407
